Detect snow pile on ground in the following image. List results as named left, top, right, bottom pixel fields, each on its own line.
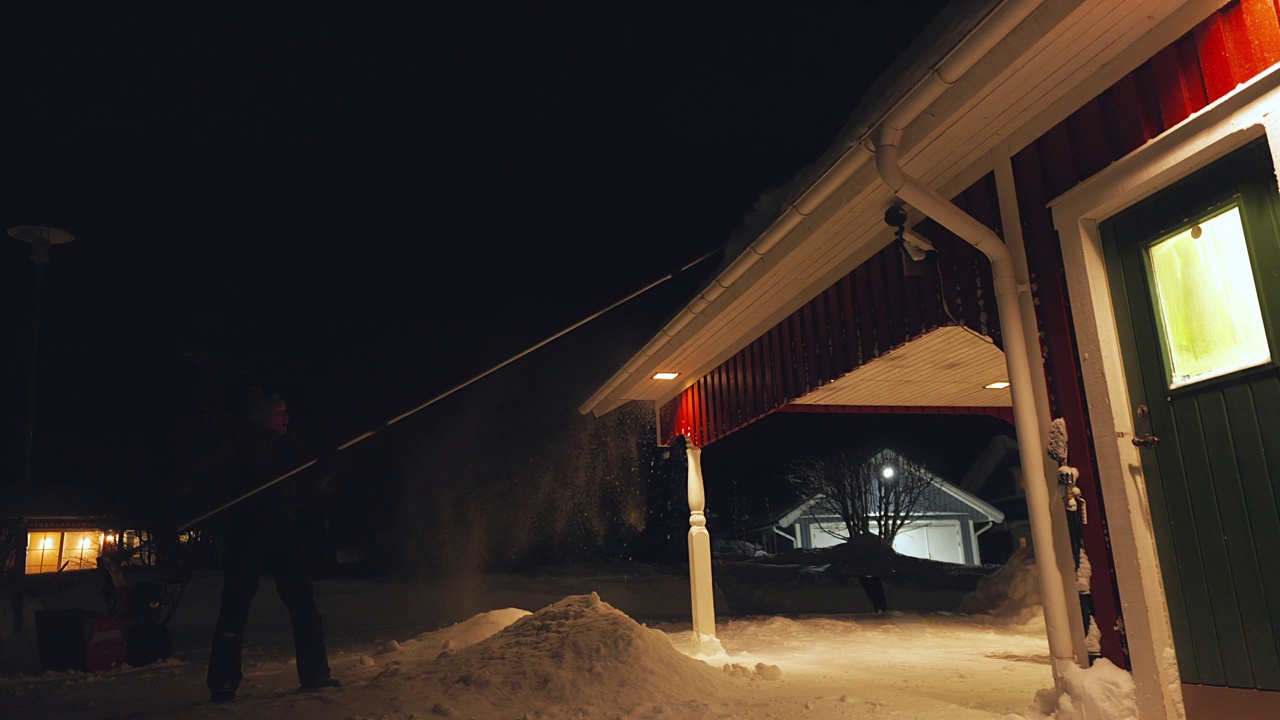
left=405, top=592, right=734, bottom=714
left=409, top=606, right=530, bottom=652
left=959, top=546, right=1042, bottom=623
left=1029, top=658, right=1138, bottom=720
left=1, top=567, right=1092, bottom=719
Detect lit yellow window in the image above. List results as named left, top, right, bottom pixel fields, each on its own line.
left=1148, top=205, right=1271, bottom=388
left=61, top=532, right=103, bottom=571
left=26, top=532, right=63, bottom=574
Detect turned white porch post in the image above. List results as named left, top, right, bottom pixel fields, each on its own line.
left=684, top=438, right=718, bottom=650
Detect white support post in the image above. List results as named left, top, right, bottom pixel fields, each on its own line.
left=684, top=439, right=719, bottom=654
left=993, top=146, right=1090, bottom=667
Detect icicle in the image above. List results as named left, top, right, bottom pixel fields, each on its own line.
left=1047, top=418, right=1069, bottom=464
left=1076, top=548, right=1092, bottom=593
left=1086, top=614, right=1102, bottom=654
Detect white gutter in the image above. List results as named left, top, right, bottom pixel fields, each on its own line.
left=580, top=0, right=1045, bottom=417
left=874, top=141, right=1078, bottom=681
left=772, top=526, right=799, bottom=549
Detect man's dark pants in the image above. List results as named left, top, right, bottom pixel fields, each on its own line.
left=207, top=551, right=330, bottom=694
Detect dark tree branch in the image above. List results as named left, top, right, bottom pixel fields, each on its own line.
left=788, top=449, right=935, bottom=548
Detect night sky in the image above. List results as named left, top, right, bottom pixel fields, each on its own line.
left=2, top=3, right=974, bottom=553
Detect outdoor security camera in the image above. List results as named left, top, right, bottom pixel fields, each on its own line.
left=901, top=229, right=936, bottom=262
left=883, top=205, right=908, bottom=230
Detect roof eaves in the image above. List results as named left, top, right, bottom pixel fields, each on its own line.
left=579, top=0, right=1006, bottom=417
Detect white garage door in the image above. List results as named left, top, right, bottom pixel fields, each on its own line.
left=809, top=520, right=967, bottom=564
left=914, top=522, right=965, bottom=565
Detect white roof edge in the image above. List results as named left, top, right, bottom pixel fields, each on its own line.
left=579, top=0, right=1011, bottom=417
left=777, top=496, right=823, bottom=528
left=931, top=476, right=1006, bottom=523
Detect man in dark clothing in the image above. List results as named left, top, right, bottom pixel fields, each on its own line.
left=205, top=390, right=337, bottom=702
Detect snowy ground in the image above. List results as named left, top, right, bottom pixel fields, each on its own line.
left=0, top=558, right=1134, bottom=720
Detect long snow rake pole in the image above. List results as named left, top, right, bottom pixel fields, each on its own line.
left=177, top=249, right=717, bottom=532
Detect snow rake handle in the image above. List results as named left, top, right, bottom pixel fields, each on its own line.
left=178, top=459, right=319, bottom=532
left=177, top=249, right=717, bottom=532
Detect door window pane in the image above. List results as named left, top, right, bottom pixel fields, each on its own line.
left=1148, top=205, right=1271, bottom=388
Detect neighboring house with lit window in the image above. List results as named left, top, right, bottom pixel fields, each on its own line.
left=581, top=1, right=1280, bottom=716
left=24, top=517, right=121, bottom=574
left=2, top=496, right=177, bottom=579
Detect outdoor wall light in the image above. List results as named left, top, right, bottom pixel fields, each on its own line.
left=985, top=381, right=1011, bottom=389
left=882, top=466, right=895, bottom=479
left=652, top=372, right=679, bottom=380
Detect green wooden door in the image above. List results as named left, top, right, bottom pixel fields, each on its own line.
left=1101, top=139, right=1280, bottom=691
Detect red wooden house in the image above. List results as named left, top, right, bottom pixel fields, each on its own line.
left=582, top=1, right=1280, bottom=717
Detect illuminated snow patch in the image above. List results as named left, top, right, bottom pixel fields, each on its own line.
left=413, top=593, right=734, bottom=712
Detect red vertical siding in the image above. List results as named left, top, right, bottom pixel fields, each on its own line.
left=853, top=265, right=877, bottom=363
left=661, top=203, right=998, bottom=448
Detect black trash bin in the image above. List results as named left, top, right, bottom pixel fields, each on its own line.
left=35, top=608, right=101, bottom=672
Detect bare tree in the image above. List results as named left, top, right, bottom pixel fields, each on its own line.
left=787, top=448, right=936, bottom=546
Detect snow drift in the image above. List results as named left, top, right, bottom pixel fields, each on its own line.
left=1032, top=658, right=1138, bottom=720
left=958, top=546, right=1042, bottom=623
left=2, top=569, right=1071, bottom=720
left=383, top=592, right=736, bottom=716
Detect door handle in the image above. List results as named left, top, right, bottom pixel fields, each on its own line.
left=1132, top=434, right=1161, bottom=448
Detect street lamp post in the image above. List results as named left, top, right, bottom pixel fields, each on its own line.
left=7, top=225, right=74, bottom=634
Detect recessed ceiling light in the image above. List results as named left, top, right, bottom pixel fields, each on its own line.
left=652, top=372, right=679, bottom=380
left=984, top=381, right=1010, bottom=389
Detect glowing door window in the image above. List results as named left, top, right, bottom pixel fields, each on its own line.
left=1147, top=205, right=1271, bottom=388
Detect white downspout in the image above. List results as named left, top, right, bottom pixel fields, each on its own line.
left=874, top=140, right=1078, bottom=682
left=772, top=525, right=798, bottom=551
left=993, top=148, right=1090, bottom=663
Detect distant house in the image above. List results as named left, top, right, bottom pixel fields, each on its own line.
left=23, top=516, right=122, bottom=574
left=2, top=515, right=169, bottom=577
left=748, top=450, right=1005, bottom=565
left=2, top=491, right=187, bottom=578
